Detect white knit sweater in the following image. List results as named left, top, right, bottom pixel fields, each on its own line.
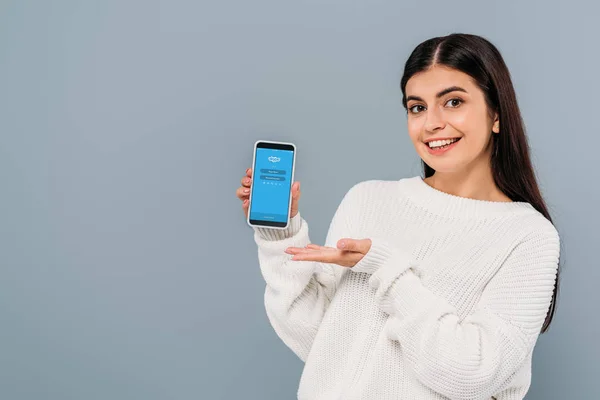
left=252, top=176, right=560, bottom=400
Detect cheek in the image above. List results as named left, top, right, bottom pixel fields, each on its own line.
left=447, top=112, right=488, bottom=146
left=451, top=103, right=492, bottom=131
left=407, top=119, right=421, bottom=142
left=446, top=110, right=470, bottom=129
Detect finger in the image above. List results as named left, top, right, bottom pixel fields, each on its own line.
left=240, top=175, right=252, bottom=188
left=284, top=247, right=308, bottom=255
left=292, top=247, right=319, bottom=254
left=288, top=249, right=312, bottom=256
left=242, top=198, right=249, bottom=217
left=307, top=244, right=337, bottom=253
left=337, top=238, right=351, bottom=250
left=292, top=249, right=338, bottom=262
left=337, top=238, right=372, bottom=254
left=246, top=167, right=252, bottom=178
left=301, top=243, right=334, bottom=249
left=236, top=185, right=251, bottom=200
left=285, top=245, right=333, bottom=255
left=292, top=252, right=326, bottom=261
left=295, top=249, right=362, bottom=267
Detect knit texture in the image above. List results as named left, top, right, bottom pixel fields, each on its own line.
left=252, top=176, right=560, bottom=400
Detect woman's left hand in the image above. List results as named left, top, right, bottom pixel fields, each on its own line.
left=284, top=238, right=372, bottom=268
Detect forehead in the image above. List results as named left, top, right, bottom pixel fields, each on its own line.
left=405, top=65, right=476, bottom=96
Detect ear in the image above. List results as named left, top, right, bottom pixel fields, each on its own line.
left=492, top=113, right=500, bottom=133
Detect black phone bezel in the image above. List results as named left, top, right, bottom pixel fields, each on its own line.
left=249, top=142, right=295, bottom=228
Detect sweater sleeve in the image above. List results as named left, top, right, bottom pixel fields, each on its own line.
left=352, top=229, right=560, bottom=400
left=252, top=183, right=361, bottom=362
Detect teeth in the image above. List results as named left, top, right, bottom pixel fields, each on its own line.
left=428, top=138, right=459, bottom=148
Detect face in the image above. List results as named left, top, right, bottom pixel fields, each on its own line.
left=404, top=65, right=499, bottom=174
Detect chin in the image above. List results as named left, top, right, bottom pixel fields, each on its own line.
left=421, top=157, right=465, bottom=173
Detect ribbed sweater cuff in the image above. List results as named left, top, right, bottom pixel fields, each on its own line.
left=253, top=212, right=303, bottom=241
left=365, top=248, right=446, bottom=320
left=374, top=267, right=445, bottom=320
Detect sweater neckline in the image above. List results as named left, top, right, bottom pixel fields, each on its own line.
left=399, top=175, right=536, bottom=219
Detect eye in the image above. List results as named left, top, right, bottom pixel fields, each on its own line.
left=445, top=98, right=463, bottom=108
left=408, top=104, right=425, bottom=114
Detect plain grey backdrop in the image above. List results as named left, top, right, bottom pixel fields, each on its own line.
left=1, top=0, right=598, bottom=399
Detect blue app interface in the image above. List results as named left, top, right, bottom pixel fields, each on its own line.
left=250, top=148, right=294, bottom=223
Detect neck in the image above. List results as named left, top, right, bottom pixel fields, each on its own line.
left=424, top=168, right=510, bottom=203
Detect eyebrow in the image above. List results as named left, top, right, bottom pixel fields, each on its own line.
left=406, top=86, right=468, bottom=103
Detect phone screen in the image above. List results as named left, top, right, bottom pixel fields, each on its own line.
left=249, top=141, right=295, bottom=228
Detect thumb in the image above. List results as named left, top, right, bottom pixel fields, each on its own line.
left=292, top=181, right=301, bottom=198
left=290, top=181, right=301, bottom=217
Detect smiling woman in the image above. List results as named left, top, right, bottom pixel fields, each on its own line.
left=404, top=66, right=503, bottom=181
left=242, top=33, right=562, bottom=400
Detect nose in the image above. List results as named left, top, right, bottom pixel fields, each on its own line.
left=423, top=106, right=445, bottom=132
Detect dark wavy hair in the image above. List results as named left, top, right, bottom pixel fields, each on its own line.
left=399, top=33, right=561, bottom=334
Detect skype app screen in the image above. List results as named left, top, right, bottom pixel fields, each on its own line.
left=250, top=148, right=294, bottom=223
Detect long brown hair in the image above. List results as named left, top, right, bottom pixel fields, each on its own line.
left=399, top=33, right=561, bottom=334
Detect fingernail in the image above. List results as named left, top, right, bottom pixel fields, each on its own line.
left=246, top=168, right=250, bottom=173
left=244, top=188, right=249, bottom=193
left=339, top=241, right=345, bottom=248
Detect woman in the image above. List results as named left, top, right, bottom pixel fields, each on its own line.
left=235, top=33, right=561, bottom=400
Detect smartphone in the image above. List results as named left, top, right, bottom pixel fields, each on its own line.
left=247, top=140, right=296, bottom=229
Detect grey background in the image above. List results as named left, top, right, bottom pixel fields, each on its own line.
left=1, top=0, right=598, bottom=399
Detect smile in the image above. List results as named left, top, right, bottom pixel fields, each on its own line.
left=425, top=137, right=462, bottom=155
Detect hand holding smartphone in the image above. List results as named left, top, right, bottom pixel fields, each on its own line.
left=239, top=140, right=298, bottom=229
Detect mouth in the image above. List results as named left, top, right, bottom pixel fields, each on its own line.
left=424, top=137, right=462, bottom=154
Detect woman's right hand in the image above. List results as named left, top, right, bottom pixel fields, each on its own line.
left=237, top=167, right=301, bottom=220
